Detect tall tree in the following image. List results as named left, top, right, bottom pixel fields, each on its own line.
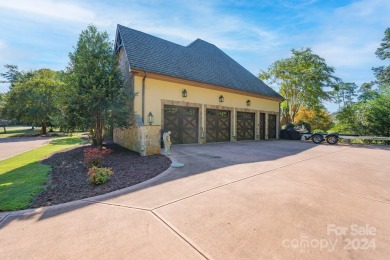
left=3, top=69, right=63, bottom=134
left=66, top=25, right=132, bottom=148
left=332, top=82, right=358, bottom=109
left=365, top=91, right=390, bottom=137
left=0, top=65, right=21, bottom=85
left=259, top=48, right=339, bottom=125
left=358, top=82, right=380, bottom=102
left=373, top=28, right=390, bottom=89
left=0, top=93, right=6, bottom=133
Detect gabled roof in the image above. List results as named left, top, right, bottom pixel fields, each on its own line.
left=116, top=24, right=283, bottom=100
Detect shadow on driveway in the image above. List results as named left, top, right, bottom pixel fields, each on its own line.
left=1, top=140, right=316, bottom=224
left=1, top=140, right=389, bottom=227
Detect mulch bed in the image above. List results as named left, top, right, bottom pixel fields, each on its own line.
left=30, top=143, right=171, bottom=208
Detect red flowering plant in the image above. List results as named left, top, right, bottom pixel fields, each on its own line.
left=83, top=148, right=112, bottom=167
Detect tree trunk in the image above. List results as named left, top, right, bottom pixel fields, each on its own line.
left=95, top=112, right=104, bottom=149
left=90, top=128, right=98, bottom=146
left=2, top=126, right=6, bottom=133
left=41, top=120, right=47, bottom=135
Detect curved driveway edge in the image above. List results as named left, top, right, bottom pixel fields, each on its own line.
left=1, top=140, right=389, bottom=259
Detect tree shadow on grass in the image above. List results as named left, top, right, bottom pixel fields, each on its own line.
left=0, top=162, right=51, bottom=212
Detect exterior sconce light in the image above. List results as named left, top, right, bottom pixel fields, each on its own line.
left=246, top=99, right=251, bottom=106
left=147, top=112, right=154, bottom=125
left=219, top=95, right=224, bottom=102
left=182, top=89, right=187, bottom=97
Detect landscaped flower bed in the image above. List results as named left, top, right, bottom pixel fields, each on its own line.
left=30, top=143, right=171, bottom=208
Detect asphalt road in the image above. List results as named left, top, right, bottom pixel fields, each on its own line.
left=0, top=137, right=52, bottom=161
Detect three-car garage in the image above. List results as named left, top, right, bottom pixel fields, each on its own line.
left=163, top=105, right=278, bottom=145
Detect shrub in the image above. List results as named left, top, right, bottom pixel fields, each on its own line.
left=312, top=129, right=325, bottom=134
left=84, top=148, right=112, bottom=167
left=88, top=166, right=113, bottom=185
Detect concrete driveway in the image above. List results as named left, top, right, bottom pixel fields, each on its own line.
left=0, top=137, right=52, bottom=161
left=1, top=140, right=389, bottom=259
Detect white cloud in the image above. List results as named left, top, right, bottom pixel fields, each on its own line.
left=335, top=0, right=390, bottom=23
left=312, top=39, right=378, bottom=68
left=117, top=5, right=280, bottom=53
left=277, top=0, right=319, bottom=9
left=300, top=0, right=390, bottom=85
left=0, top=39, right=5, bottom=50
left=0, top=0, right=96, bottom=23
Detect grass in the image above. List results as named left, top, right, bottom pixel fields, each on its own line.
left=0, top=137, right=87, bottom=211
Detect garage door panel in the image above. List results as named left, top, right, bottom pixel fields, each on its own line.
left=259, top=113, right=266, bottom=140
left=206, top=109, right=230, bottom=142
left=268, top=114, right=277, bottom=139
left=164, top=105, right=198, bottom=144
left=237, top=112, right=255, bottom=141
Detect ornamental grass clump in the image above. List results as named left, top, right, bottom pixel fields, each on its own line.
left=84, top=147, right=113, bottom=185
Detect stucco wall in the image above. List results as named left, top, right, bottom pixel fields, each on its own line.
left=113, top=125, right=161, bottom=156
left=134, top=75, right=280, bottom=125
left=131, top=74, right=280, bottom=141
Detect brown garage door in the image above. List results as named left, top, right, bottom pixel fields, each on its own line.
left=206, top=109, right=230, bottom=142
left=268, top=114, right=277, bottom=139
left=259, top=113, right=266, bottom=140
left=236, top=112, right=255, bottom=141
left=164, top=105, right=198, bottom=144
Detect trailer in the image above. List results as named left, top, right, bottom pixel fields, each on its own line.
left=301, top=133, right=390, bottom=145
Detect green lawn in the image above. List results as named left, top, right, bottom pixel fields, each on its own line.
left=0, top=137, right=87, bottom=211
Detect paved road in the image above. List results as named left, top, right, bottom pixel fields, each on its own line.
left=1, top=141, right=389, bottom=259
left=0, top=137, right=52, bottom=161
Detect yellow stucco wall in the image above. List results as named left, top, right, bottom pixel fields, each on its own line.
left=134, top=75, right=280, bottom=125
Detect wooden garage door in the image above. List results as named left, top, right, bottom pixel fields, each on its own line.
left=268, top=114, right=277, bottom=139
left=236, top=112, right=255, bottom=141
left=206, top=109, right=230, bottom=142
left=259, top=113, right=266, bottom=140
left=164, top=105, right=198, bottom=144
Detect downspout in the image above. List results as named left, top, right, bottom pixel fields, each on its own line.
left=142, top=71, right=147, bottom=124
left=278, top=99, right=284, bottom=139
left=278, top=101, right=281, bottom=139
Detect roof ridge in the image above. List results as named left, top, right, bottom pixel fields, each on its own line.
left=116, top=24, right=283, bottom=100
left=186, top=38, right=216, bottom=48
left=117, top=24, right=185, bottom=49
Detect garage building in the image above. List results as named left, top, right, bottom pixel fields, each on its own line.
left=113, top=24, right=283, bottom=154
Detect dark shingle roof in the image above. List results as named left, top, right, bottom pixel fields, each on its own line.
left=117, top=24, right=282, bottom=100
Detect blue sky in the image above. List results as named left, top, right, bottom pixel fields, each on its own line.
left=0, top=0, right=389, bottom=112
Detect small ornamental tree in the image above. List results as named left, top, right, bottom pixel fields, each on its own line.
left=66, top=25, right=133, bottom=149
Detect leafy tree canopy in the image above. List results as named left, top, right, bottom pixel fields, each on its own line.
left=259, top=48, right=340, bottom=125
left=3, top=69, right=64, bottom=134
left=66, top=24, right=133, bottom=148
left=373, top=28, right=390, bottom=88
left=0, top=65, right=34, bottom=87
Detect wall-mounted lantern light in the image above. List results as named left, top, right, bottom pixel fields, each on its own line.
left=147, top=112, right=154, bottom=125
left=219, top=95, right=224, bottom=102
left=182, top=89, right=187, bottom=98
left=246, top=99, right=251, bottom=106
